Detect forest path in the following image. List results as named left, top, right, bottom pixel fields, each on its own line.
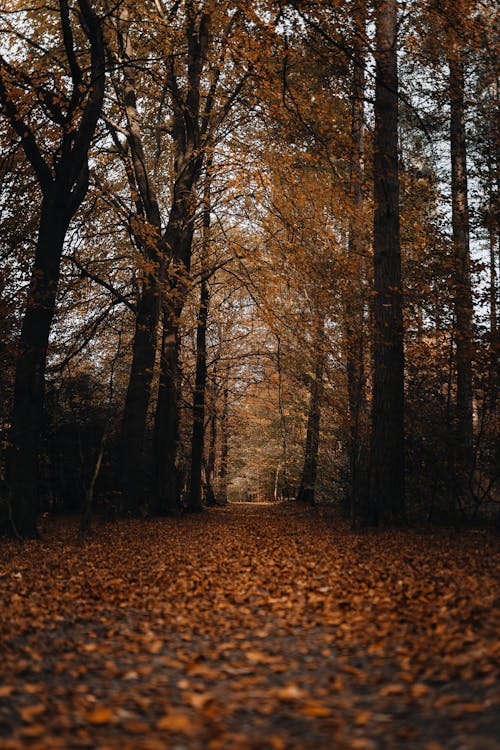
left=0, top=502, right=499, bottom=749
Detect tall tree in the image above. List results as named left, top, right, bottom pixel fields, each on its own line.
left=296, top=313, right=325, bottom=505
left=152, top=2, right=211, bottom=515
left=0, top=0, right=105, bottom=537
left=109, top=2, right=165, bottom=513
left=448, top=29, right=474, bottom=501
left=152, top=1, right=249, bottom=515
left=188, top=159, right=213, bottom=512
left=345, top=0, right=369, bottom=523
left=369, top=0, right=405, bottom=525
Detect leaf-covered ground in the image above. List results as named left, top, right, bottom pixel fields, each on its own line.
left=0, top=502, right=499, bottom=749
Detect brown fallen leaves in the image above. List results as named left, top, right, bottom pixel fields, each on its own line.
left=0, top=502, right=499, bottom=749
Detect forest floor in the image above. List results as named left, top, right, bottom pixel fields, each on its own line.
left=0, top=502, right=499, bottom=750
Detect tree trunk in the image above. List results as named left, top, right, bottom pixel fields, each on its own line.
left=78, top=427, right=106, bottom=541
left=345, top=0, right=369, bottom=524
left=369, top=0, right=405, bottom=525
left=217, top=374, right=229, bottom=504
left=5, top=197, right=70, bottom=536
left=488, top=84, right=499, bottom=418
left=296, top=328, right=324, bottom=506
left=188, top=276, right=209, bottom=512
left=204, top=389, right=217, bottom=506
left=188, top=167, right=212, bottom=512
left=119, top=279, right=161, bottom=513
left=116, top=5, right=164, bottom=513
left=487, top=187, right=498, bottom=416
left=449, top=50, right=474, bottom=501
left=0, top=0, right=105, bottom=537
left=152, top=315, right=181, bottom=515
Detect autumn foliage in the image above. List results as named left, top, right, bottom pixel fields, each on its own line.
left=1, top=503, right=499, bottom=749
left=0, top=0, right=499, bottom=743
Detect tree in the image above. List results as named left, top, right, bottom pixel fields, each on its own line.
left=369, top=0, right=405, bottom=525
left=188, top=161, right=213, bottom=512
left=152, top=1, right=250, bottom=515
left=0, top=0, right=105, bottom=537
left=447, top=12, right=474, bottom=503
left=296, top=313, right=325, bottom=505
left=344, top=0, right=369, bottom=523
left=107, top=1, right=167, bottom=513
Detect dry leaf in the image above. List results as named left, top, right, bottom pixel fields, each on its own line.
left=87, top=707, right=113, bottom=725
left=156, top=712, right=193, bottom=733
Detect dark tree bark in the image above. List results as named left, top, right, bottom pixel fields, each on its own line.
left=119, top=279, right=161, bottom=512
left=151, top=6, right=210, bottom=514
left=5, top=200, right=70, bottom=536
left=297, top=315, right=325, bottom=505
left=114, top=7, right=163, bottom=513
left=152, top=318, right=181, bottom=515
left=449, top=48, right=474, bottom=500
left=345, top=0, right=369, bottom=524
left=487, top=147, right=499, bottom=417
left=369, top=0, right=405, bottom=526
left=0, top=0, right=105, bottom=537
left=78, top=427, right=106, bottom=541
left=204, top=384, right=218, bottom=506
left=151, top=200, right=203, bottom=514
left=188, top=165, right=212, bottom=512
left=150, top=4, right=251, bottom=514
left=216, top=373, right=230, bottom=504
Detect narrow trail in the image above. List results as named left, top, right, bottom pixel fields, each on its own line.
left=0, top=502, right=498, bottom=749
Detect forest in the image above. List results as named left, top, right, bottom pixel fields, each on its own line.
left=0, top=1, right=499, bottom=748
left=0, top=0, right=498, bottom=534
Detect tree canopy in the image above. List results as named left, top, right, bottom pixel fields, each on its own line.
left=0, top=0, right=498, bottom=533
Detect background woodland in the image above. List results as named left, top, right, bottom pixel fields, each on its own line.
left=0, top=0, right=498, bottom=537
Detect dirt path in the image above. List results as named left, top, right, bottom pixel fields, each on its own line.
left=1, top=502, right=499, bottom=749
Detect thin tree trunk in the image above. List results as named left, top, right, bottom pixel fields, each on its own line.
left=188, top=165, right=212, bottom=512
left=449, top=49, right=474, bottom=501
left=78, top=428, right=106, bottom=541
left=369, top=0, right=405, bottom=525
left=205, top=388, right=217, bottom=505
left=296, top=319, right=325, bottom=506
left=487, top=127, right=498, bottom=417
left=188, top=279, right=209, bottom=511
left=297, top=359, right=323, bottom=505
left=345, top=0, right=369, bottom=524
left=217, top=373, right=229, bottom=504
left=488, top=213, right=499, bottom=418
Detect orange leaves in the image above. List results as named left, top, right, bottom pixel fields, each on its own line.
left=86, top=707, right=114, bottom=725
left=244, top=649, right=271, bottom=665
left=156, top=711, right=194, bottom=733
left=19, top=704, right=45, bottom=722
left=186, top=691, right=214, bottom=711
left=353, top=709, right=372, bottom=726
left=0, top=504, right=499, bottom=749
left=299, top=702, right=332, bottom=718
left=275, top=683, right=306, bottom=701
left=378, top=683, right=406, bottom=697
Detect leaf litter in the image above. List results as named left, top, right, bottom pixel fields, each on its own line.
left=0, top=502, right=498, bottom=749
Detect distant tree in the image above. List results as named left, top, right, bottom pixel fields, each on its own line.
left=296, top=313, right=325, bottom=505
